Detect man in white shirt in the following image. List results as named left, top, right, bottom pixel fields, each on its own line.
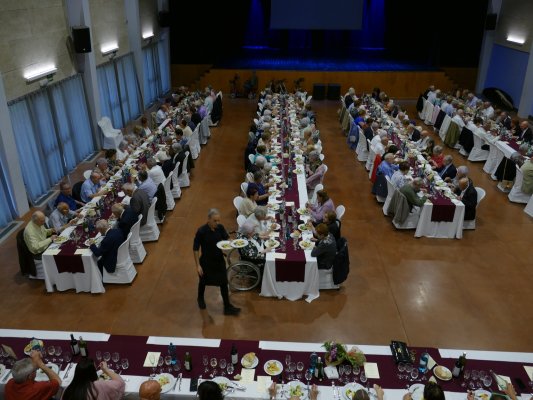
left=371, top=130, right=386, bottom=149
left=452, top=110, right=466, bottom=129
left=481, top=102, right=494, bottom=119
left=49, top=202, right=77, bottom=233
left=155, top=105, right=168, bottom=125
left=466, top=93, right=479, bottom=108
left=146, top=157, right=166, bottom=187
left=372, top=135, right=389, bottom=156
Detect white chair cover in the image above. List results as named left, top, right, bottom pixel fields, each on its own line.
left=382, top=176, right=395, bottom=216
left=189, top=125, right=201, bottom=160
left=356, top=129, right=369, bottom=162
left=171, top=161, right=182, bottom=199
left=318, top=268, right=339, bottom=290
left=240, top=182, right=248, bottom=197
left=237, top=215, right=247, bottom=228
left=199, top=117, right=211, bottom=145
left=320, top=165, right=328, bottom=184
left=423, top=102, right=434, bottom=125
left=439, top=115, right=452, bottom=141
left=29, top=260, right=44, bottom=280
left=310, top=184, right=323, bottom=205
left=336, top=205, right=346, bottom=220
left=365, top=140, right=375, bottom=171
left=178, top=152, right=190, bottom=188
left=468, top=132, right=490, bottom=162
left=233, top=196, right=243, bottom=213
left=483, top=143, right=504, bottom=178
left=163, top=174, right=175, bottom=211
left=508, top=167, right=532, bottom=204
left=83, top=170, right=92, bottom=180
left=103, top=232, right=137, bottom=284
left=98, top=117, right=123, bottom=150
left=129, top=215, right=147, bottom=264
left=463, top=187, right=487, bottom=230
left=524, top=195, right=533, bottom=218
left=248, top=154, right=255, bottom=164
left=139, top=197, right=160, bottom=242
left=319, top=154, right=325, bottom=161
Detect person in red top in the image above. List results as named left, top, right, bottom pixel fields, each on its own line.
left=6, top=349, right=61, bottom=400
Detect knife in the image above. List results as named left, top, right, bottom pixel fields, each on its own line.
left=170, top=374, right=179, bottom=392
left=63, top=363, right=73, bottom=379
left=2, top=371, right=12, bottom=383
left=178, top=373, right=182, bottom=391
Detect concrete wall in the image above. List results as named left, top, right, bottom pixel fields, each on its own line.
left=139, top=0, right=160, bottom=41
left=493, top=0, right=533, bottom=51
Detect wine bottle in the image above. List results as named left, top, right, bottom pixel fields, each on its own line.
left=70, top=334, right=79, bottom=356
left=452, top=352, right=466, bottom=378
left=79, top=336, right=88, bottom=357
left=418, top=351, right=429, bottom=374
left=314, top=357, right=323, bottom=380
left=184, top=352, right=192, bottom=371
left=231, top=344, right=238, bottom=365
left=169, top=343, right=176, bottom=365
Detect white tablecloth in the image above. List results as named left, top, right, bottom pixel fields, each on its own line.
left=415, top=199, right=465, bottom=239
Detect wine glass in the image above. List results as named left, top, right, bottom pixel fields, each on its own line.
left=173, top=360, right=181, bottom=374
left=338, top=365, right=345, bottom=383
left=305, top=369, right=313, bottom=386
left=95, top=351, right=102, bottom=363
left=64, top=352, right=72, bottom=363
left=103, top=352, right=111, bottom=363
left=219, top=359, right=227, bottom=376
left=112, top=352, right=120, bottom=364
left=158, top=356, right=164, bottom=374
left=47, top=346, right=55, bottom=363
left=296, top=362, right=304, bottom=380
left=210, top=358, right=218, bottom=377
left=227, top=363, right=234, bottom=376
left=289, top=362, right=296, bottom=381
left=410, top=369, right=419, bottom=381
left=121, top=359, right=129, bottom=372
left=165, top=356, right=173, bottom=373
left=360, top=372, right=367, bottom=384
left=203, top=355, right=209, bottom=373
left=483, top=375, right=493, bottom=388
left=285, top=355, right=291, bottom=368
left=344, top=365, right=352, bottom=384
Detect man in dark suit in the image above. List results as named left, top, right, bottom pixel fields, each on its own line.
left=363, top=121, right=378, bottom=150
left=407, top=124, right=421, bottom=142
left=517, top=121, right=533, bottom=144
left=111, top=203, right=138, bottom=238
left=458, top=177, right=478, bottom=221
left=90, top=220, right=125, bottom=274
left=173, top=143, right=187, bottom=176
left=344, top=88, right=355, bottom=108
left=123, top=183, right=150, bottom=226
left=438, top=155, right=457, bottom=181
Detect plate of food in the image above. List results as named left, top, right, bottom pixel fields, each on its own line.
left=268, top=203, right=280, bottom=211
left=270, top=177, right=282, bottom=184
left=216, top=240, right=233, bottom=250
left=293, top=168, right=304, bottom=174
left=231, top=238, right=249, bottom=248
left=290, top=230, right=302, bottom=239
left=54, top=236, right=68, bottom=244
left=264, top=360, right=283, bottom=376
left=266, top=239, right=281, bottom=249
left=212, top=376, right=232, bottom=394
left=241, top=352, right=259, bottom=369
left=84, top=238, right=96, bottom=247
left=297, top=208, right=309, bottom=215
left=474, top=390, right=492, bottom=400
left=407, top=384, right=425, bottom=400
left=298, top=224, right=312, bottom=233
left=294, top=156, right=304, bottom=164
left=155, top=373, right=175, bottom=393
left=286, top=380, right=307, bottom=399
left=269, top=222, right=280, bottom=231
left=35, top=363, right=59, bottom=382
left=343, top=383, right=366, bottom=400
left=433, top=365, right=452, bottom=381
left=299, top=240, right=314, bottom=250
left=24, top=339, right=44, bottom=355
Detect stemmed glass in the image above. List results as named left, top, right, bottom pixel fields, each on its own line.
left=410, top=369, right=419, bottom=382
left=210, top=358, right=218, bottom=377
left=158, top=356, right=164, bottom=374
left=353, top=365, right=360, bottom=382
left=344, top=365, right=352, bottom=384
left=483, top=375, right=493, bottom=389
left=165, top=356, right=173, bottom=373
left=121, top=359, right=129, bottom=372
left=305, top=369, right=313, bottom=388
left=219, top=359, right=227, bottom=377
left=203, top=355, right=209, bottom=373
left=360, top=372, right=368, bottom=384
left=338, top=365, right=345, bottom=384
left=296, top=362, right=304, bottom=380
left=173, top=360, right=181, bottom=375
left=289, top=362, right=296, bottom=381
left=95, top=351, right=102, bottom=363
left=47, top=346, right=55, bottom=364
left=462, top=369, right=471, bottom=388
left=227, top=363, right=234, bottom=377
left=112, top=352, right=120, bottom=369
left=285, top=355, right=291, bottom=369
left=55, top=346, right=63, bottom=366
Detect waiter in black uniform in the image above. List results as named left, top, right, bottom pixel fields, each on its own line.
left=193, top=208, right=241, bottom=316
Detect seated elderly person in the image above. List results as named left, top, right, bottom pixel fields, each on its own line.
left=437, top=155, right=457, bottom=180
left=156, top=104, right=168, bottom=124
left=179, top=119, right=193, bottom=139
left=236, top=222, right=271, bottom=266
left=80, top=171, right=106, bottom=203
left=377, top=153, right=398, bottom=178
left=123, top=183, right=150, bottom=225
left=49, top=202, right=78, bottom=233
left=110, top=203, right=138, bottom=237
left=307, top=190, right=335, bottom=224
left=421, top=138, right=436, bottom=158
left=238, top=187, right=259, bottom=217
left=457, top=177, right=478, bottom=221
left=447, top=165, right=471, bottom=192
left=54, top=181, right=84, bottom=210
left=306, top=151, right=327, bottom=191
left=245, top=206, right=273, bottom=236
left=248, top=170, right=271, bottom=206
left=141, top=116, right=152, bottom=138
left=89, top=219, right=125, bottom=274
left=372, top=134, right=389, bottom=156
left=24, top=211, right=57, bottom=259
left=406, top=124, right=421, bottom=142
left=429, top=145, right=445, bottom=170
left=391, top=161, right=411, bottom=189
left=95, top=158, right=111, bottom=181
left=5, top=350, right=61, bottom=400
left=257, top=131, right=272, bottom=150
left=137, top=170, right=157, bottom=202
left=400, top=178, right=428, bottom=210
left=416, top=130, right=431, bottom=151
left=139, top=379, right=161, bottom=400
left=146, top=157, right=166, bottom=187
left=116, top=140, right=129, bottom=161
left=310, top=224, right=336, bottom=270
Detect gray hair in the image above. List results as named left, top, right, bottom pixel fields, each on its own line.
left=118, top=141, right=128, bottom=151
left=262, top=115, right=272, bottom=122
left=241, top=221, right=256, bottom=235
left=255, top=155, right=267, bottom=168
left=254, top=206, right=267, bottom=219
left=412, top=177, right=424, bottom=187
left=457, top=165, right=469, bottom=175
left=384, top=153, right=395, bottom=162
left=207, top=208, right=220, bottom=218
left=519, top=143, right=529, bottom=153
left=111, top=203, right=124, bottom=214
left=263, top=163, right=272, bottom=173
left=378, top=130, right=388, bottom=138
left=95, top=219, right=108, bottom=230
left=96, top=158, right=107, bottom=166
left=371, top=122, right=379, bottom=130
left=147, top=157, right=157, bottom=168
left=122, top=183, right=135, bottom=192
left=300, top=117, right=310, bottom=127
left=31, top=211, right=45, bottom=223
left=172, top=143, right=183, bottom=153
left=444, top=155, right=453, bottom=163
left=433, top=145, right=443, bottom=154
left=309, top=150, right=320, bottom=161
left=11, top=358, right=35, bottom=383
left=90, top=171, right=101, bottom=180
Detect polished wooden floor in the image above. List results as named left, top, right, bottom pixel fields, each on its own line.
left=1, top=98, right=533, bottom=352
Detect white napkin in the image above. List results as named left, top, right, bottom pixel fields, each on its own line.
left=324, top=365, right=339, bottom=379
left=524, top=365, right=533, bottom=380
left=272, top=253, right=286, bottom=259
left=74, top=249, right=91, bottom=255
left=44, top=249, right=61, bottom=256
left=364, top=362, right=380, bottom=379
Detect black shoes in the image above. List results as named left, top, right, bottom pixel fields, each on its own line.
left=197, top=298, right=206, bottom=309
left=224, top=305, right=241, bottom=316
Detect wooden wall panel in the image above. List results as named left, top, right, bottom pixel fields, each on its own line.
left=171, top=64, right=212, bottom=88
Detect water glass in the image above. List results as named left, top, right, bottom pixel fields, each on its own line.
left=344, top=365, right=352, bottom=383
left=55, top=346, right=62, bottom=358
left=305, top=369, right=313, bottom=383
left=173, top=360, right=181, bottom=374
left=398, top=363, right=406, bottom=373
left=64, top=352, right=72, bottom=363
left=121, top=359, right=129, bottom=371
left=360, top=372, right=367, bottom=383
left=112, top=352, right=120, bottom=363
left=227, top=363, right=234, bottom=376
left=103, top=352, right=111, bottom=363
left=410, top=369, right=419, bottom=381
left=285, top=355, right=291, bottom=367
left=472, top=370, right=479, bottom=381
left=464, top=370, right=471, bottom=380
left=203, top=355, right=209, bottom=373
left=483, top=375, right=493, bottom=388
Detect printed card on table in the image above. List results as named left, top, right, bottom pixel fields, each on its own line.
left=257, top=376, right=272, bottom=393
left=240, top=368, right=255, bottom=383
left=272, top=253, right=286, bottom=259
left=363, top=362, right=380, bottom=379
left=524, top=366, right=533, bottom=381
left=143, top=352, right=161, bottom=367
left=427, top=354, right=437, bottom=370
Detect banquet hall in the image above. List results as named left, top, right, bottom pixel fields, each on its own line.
left=0, top=0, right=533, bottom=394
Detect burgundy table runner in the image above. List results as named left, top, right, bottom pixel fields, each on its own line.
left=430, top=193, right=456, bottom=223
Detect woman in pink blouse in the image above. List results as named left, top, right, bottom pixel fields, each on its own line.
left=307, top=190, right=335, bottom=224
left=62, top=359, right=125, bottom=400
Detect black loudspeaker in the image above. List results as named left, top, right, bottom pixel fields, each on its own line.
left=72, top=26, right=91, bottom=53
left=327, top=84, right=341, bottom=100
left=485, top=13, right=497, bottom=30
left=158, top=11, right=170, bottom=27
left=313, top=84, right=326, bottom=100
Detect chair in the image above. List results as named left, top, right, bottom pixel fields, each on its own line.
left=129, top=215, right=147, bottom=264
left=233, top=196, right=243, bottom=214
left=237, top=215, right=247, bottom=228
left=162, top=174, right=175, bottom=211
left=463, top=187, right=487, bottom=230
left=171, top=161, right=182, bottom=199
left=248, top=154, right=255, bottom=164
left=320, top=165, right=328, bottom=184
left=253, top=118, right=260, bottom=127
left=508, top=167, right=531, bottom=204
left=240, top=182, right=248, bottom=197
left=310, top=184, right=323, bottom=204
left=382, top=176, right=396, bottom=216
left=178, top=152, right=190, bottom=188
left=98, top=117, right=123, bottom=150
left=139, top=197, right=160, bottom=242
left=189, top=125, right=201, bottom=159
left=356, top=128, right=369, bottom=162
left=365, top=140, right=375, bottom=171
left=103, top=232, right=137, bottom=284
left=83, top=170, right=92, bottom=180
left=199, top=117, right=211, bottom=145
left=467, top=133, right=489, bottom=162
left=336, top=205, right=346, bottom=221
left=319, top=268, right=340, bottom=290
left=72, top=181, right=83, bottom=202
left=524, top=195, right=533, bottom=218
left=387, top=190, right=420, bottom=229
left=319, top=154, right=325, bottom=161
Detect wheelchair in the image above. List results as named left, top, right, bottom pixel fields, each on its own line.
left=225, top=248, right=263, bottom=291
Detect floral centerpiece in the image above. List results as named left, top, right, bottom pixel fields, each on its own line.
left=322, top=341, right=366, bottom=367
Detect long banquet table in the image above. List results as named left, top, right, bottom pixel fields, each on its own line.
left=0, top=329, right=532, bottom=400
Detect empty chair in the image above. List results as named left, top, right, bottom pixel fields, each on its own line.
left=98, top=117, right=123, bottom=150
left=163, top=174, right=175, bottom=211
left=463, top=187, right=487, bottom=230
left=240, top=182, right=248, bottom=197
left=382, top=176, right=396, bottom=216
left=467, top=133, right=490, bottom=162
left=233, top=196, right=243, bottom=214
left=199, top=117, right=211, bottom=145
left=248, top=154, right=255, bottom=164
left=508, top=167, right=531, bottom=204
left=365, top=140, right=375, bottom=171
left=189, top=125, right=201, bottom=159
left=356, top=128, right=369, bottom=162
left=310, top=184, right=324, bottom=204
left=139, top=197, right=160, bottom=242
left=336, top=205, right=346, bottom=220
left=237, top=215, right=247, bottom=228
left=103, top=232, right=137, bottom=284
left=129, top=215, right=147, bottom=264
left=171, top=162, right=182, bottom=199
left=178, top=152, right=190, bottom=188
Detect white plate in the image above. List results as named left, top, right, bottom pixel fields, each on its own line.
left=117, top=191, right=125, bottom=197
left=286, top=380, right=307, bottom=399
left=216, top=240, right=233, bottom=250
left=293, top=169, right=304, bottom=175
left=231, top=239, right=249, bottom=248
left=433, top=365, right=452, bottom=381
left=408, top=384, right=425, bottom=400
left=155, top=373, right=175, bottom=393
left=269, top=223, right=280, bottom=231
left=268, top=203, right=280, bottom=211
left=290, top=231, right=302, bottom=239
left=84, top=239, right=95, bottom=247
left=299, top=240, right=314, bottom=250
left=342, top=383, right=366, bottom=400
left=212, top=376, right=232, bottom=394
left=266, top=239, right=281, bottom=249
left=474, top=389, right=492, bottom=400
left=241, top=353, right=259, bottom=369
left=35, top=363, right=59, bottom=381
left=54, top=236, right=68, bottom=244
left=264, top=360, right=283, bottom=376
left=297, top=208, right=309, bottom=215
left=298, top=224, right=312, bottom=232
left=0, top=364, right=5, bottom=378
left=97, top=369, right=113, bottom=381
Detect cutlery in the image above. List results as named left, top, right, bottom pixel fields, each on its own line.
left=2, top=371, right=12, bottom=383
left=64, top=363, right=73, bottom=379
left=229, top=382, right=246, bottom=391
left=178, top=373, right=182, bottom=391
left=170, top=374, right=179, bottom=392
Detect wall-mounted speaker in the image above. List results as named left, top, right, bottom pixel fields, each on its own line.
left=72, top=26, right=91, bottom=53
left=485, top=13, right=497, bottom=31
left=158, top=11, right=170, bottom=27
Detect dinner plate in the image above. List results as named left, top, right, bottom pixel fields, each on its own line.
left=290, top=231, right=302, bottom=239
left=54, top=236, right=68, bottom=244
left=408, top=384, right=425, bottom=400
left=212, top=376, right=232, bottom=394
left=264, top=360, right=283, bottom=376
left=433, top=365, right=452, bottom=381
left=117, top=191, right=125, bottom=197
left=298, top=224, right=312, bottom=232
left=474, top=389, right=492, bottom=400
left=35, top=363, right=59, bottom=382
left=97, top=370, right=113, bottom=381
left=299, top=240, right=314, bottom=250
left=266, top=239, right=281, bottom=249
left=84, top=238, right=96, bottom=247
left=297, top=208, right=309, bottom=215
left=293, top=168, right=304, bottom=175
left=269, top=223, right=280, bottom=231
left=231, top=239, right=249, bottom=248
left=342, top=383, right=366, bottom=400
left=155, top=373, right=175, bottom=393
left=24, top=339, right=44, bottom=355
left=286, top=380, right=307, bottom=399
left=270, top=177, right=282, bottom=184
left=241, top=353, right=259, bottom=369
left=216, top=240, right=233, bottom=250
left=268, top=203, right=280, bottom=211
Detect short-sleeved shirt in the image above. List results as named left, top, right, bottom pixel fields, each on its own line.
left=81, top=179, right=101, bottom=203
left=193, top=223, right=229, bottom=285
left=92, top=378, right=125, bottom=400
left=6, top=378, right=59, bottom=400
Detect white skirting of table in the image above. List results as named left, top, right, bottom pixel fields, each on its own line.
left=415, top=200, right=465, bottom=239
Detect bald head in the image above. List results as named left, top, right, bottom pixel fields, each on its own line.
left=458, top=177, right=469, bottom=191
left=139, top=380, right=161, bottom=400
left=57, top=202, right=70, bottom=215
left=31, top=211, right=46, bottom=226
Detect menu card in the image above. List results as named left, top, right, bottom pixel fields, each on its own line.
left=272, top=253, right=286, bottom=260
left=74, top=249, right=92, bottom=255
left=363, top=362, right=380, bottom=379
left=240, top=368, right=255, bottom=383
left=257, top=376, right=272, bottom=393
left=143, top=352, right=161, bottom=367
left=524, top=366, right=533, bottom=381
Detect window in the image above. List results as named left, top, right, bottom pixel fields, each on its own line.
left=0, top=156, right=17, bottom=228
left=143, top=44, right=161, bottom=107
left=157, top=36, right=171, bottom=94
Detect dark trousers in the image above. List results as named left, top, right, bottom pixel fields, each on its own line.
left=198, top=280, right=231, bottom=308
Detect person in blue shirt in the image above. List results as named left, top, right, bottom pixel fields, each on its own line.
left=80, top=171, right=105, bottom=203
left=377, top=153, right=399, bottom=178
left=137, top=170, right=157, bottom=202
left=54, top=181, right=84, bottom=210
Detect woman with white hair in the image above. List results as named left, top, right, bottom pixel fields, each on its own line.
left=236, top=222, right=270, bottom=265
left=306, top=151, right=326, bottom=191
